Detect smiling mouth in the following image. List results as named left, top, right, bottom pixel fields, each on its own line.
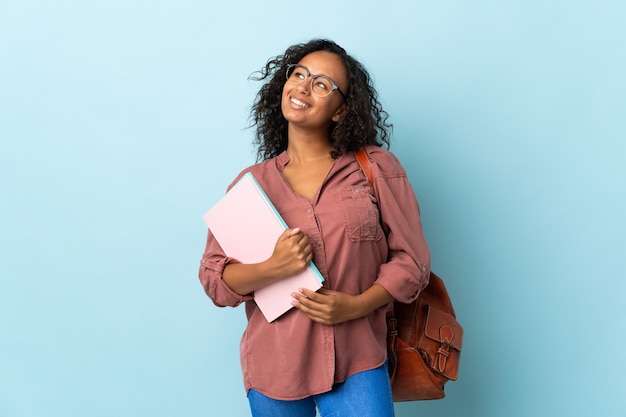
left=290, top=97, right=310, bottom=109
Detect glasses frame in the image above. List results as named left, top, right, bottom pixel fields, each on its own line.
left=285, top=64, right=347, bottom=100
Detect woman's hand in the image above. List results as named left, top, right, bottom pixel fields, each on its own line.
left=222, top=228, right=312, bottom=296
left=291, top=284, right=394, bottom=325
left=291, top=289, right=360, bottom=325
left=265, top=228, right=313, bottom=279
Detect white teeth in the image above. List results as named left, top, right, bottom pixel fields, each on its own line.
left=291, top=97, right=309, bottom=108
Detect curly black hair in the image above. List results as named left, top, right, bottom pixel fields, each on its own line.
left=249, top=39, right=392, bottom=161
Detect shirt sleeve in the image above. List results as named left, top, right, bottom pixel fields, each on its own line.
left=369, top=149, right=431, bottom=304
left=198, top=229, right=254, bottom=307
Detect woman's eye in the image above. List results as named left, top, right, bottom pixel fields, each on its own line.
left=315, top=80, right=329, bottom=90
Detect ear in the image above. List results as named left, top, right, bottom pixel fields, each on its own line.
left=331, top=103, right=347, bottom=123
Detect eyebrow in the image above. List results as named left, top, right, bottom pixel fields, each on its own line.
left=298, top=65, right=346, bottom=93
left=298, top=65, right=333, bottom=80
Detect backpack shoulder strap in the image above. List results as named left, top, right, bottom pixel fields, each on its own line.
left=354, top=148, right=376, bottom=197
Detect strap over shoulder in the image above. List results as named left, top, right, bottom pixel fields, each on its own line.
left=354, top=148, right=376, bottom=196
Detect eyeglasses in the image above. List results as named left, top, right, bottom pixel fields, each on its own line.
left=285, top=64, right=346, bottom=100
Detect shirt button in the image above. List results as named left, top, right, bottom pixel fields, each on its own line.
left=355, top=188, right=361, bottom=193
left=307, top=208, right=312, bottom=214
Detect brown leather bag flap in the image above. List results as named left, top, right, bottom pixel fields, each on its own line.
left=423, top=306, right=463, bottom=351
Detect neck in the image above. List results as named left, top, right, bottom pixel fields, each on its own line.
left=286, top=126, right=334, bottom=163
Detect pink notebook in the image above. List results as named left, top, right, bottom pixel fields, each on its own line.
left=203, top=172, right=324, bottom=322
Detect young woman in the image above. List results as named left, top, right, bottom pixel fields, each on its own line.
left=199, top=39, right=430, bottom=417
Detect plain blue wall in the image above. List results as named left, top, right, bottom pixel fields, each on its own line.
left=1, top=1, right=625, bottom=416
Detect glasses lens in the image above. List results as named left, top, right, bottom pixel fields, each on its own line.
left=285, top=65, right=338, bottom=98
left=286, top=65, right=306, bottom=84
left=311, top=76, right=334, bottom=97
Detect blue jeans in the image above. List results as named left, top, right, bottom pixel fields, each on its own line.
left=247, top=363, right=395, bottom=417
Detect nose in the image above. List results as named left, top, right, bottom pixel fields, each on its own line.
left=295, top=79, right=312, bottom=95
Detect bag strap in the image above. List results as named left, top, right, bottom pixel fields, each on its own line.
left=353, top=148, right=400, bottom=381
left=354, top=148, right=376, bottom=196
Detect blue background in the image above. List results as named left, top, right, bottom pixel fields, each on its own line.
left=1, top=1, right=625, bottom=416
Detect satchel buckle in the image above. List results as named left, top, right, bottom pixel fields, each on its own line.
left=434, top=325, right=454, bottom=373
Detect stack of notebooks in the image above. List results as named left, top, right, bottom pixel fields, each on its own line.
left=203, top=172, right=324, bottom=322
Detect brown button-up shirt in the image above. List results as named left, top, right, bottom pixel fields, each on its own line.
left=199, top=146, right=430, bottom=400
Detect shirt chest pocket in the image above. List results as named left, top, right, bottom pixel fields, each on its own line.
left=333, top=186, right=383, bottom=242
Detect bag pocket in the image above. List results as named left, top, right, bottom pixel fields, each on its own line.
left=419, top=305, right=463, bottom=380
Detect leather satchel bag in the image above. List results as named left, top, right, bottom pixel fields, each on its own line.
left=354, top=149, right=463, bottom=401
